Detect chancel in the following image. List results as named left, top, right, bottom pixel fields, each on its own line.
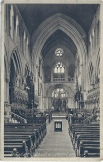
left=4, top=3, right=100, bottom=158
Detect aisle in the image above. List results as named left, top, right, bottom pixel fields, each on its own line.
left=34, top=119, right=75, bottom=157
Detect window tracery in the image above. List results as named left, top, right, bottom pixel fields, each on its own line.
left=53, top=62, right=65, bottom=81
left=52, top=88, right=67, bottom=98
left=55, top=48, right=64, bottom=57
left=54, top=62, right=65, bottom=74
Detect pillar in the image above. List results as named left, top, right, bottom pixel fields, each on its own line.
left=15, top=15, right=20, bottom=49
left=48, top=97, right=52, bottom=109
left=43, top=97, right=48, bottom=110
left=10, top=5, right=14, bottom=39
left=23, top=31, right=26, bottom=56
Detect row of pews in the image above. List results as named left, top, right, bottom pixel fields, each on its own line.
left=4, top=120, right=47, bottom=157
left=69, top=121, right=100, bottom=157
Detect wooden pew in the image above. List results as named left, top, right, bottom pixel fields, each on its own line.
left=72, top=131, right=99, bottom=147
left=5, top=127, right=41, bottom=143
left=75, top=134, right=100, bottom=150
left=4, top=141, right=28, bottom=157
left=4, top=123, right=46, bottom=157
left=69, top=124, right=100, bottom=141
left=5, top=134, right=36, bottom=152
left=76, top=142, right=100, bottom=157
left=4, top=135, right=35, bottom=156
left=71, top=128, right=99, bottom=141
left=4, top=134, right=35, bottom=157
left=75, top=139, right=100, bottom=156
left=69, top=123, right=99, bottom=134
left=4, top=123, right=46, bottom=143
left=33, top=116, right=46, bottom=124
left=5, top=123, right=47, bottom=138
left=5, top=128, right=40, bottom=148
left=68, top=122, right=100, bottom=157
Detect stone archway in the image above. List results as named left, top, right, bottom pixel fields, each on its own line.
left=10, top=48, right=23, bottom=75
left=46, top=84, right=74, bottom=110
left=32, top=13, right=87, bottom=96
left=32, top=13, right=87, bottom=65
left=4, top=47, right=23, bottom=122
left=4, top=47, right=23, bottom=104
left=9, top=49, right=22, bottom=105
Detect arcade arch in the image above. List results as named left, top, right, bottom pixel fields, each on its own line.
left=9, top=49, right=23, bottom=104
left=32, top=13, right=87, bottom=96
left=46, top=84, right=74, bottom=110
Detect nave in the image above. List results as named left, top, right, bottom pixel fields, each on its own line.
left=34, top=118, right=75, bottom=157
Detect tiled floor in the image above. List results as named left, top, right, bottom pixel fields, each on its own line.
left=34, top=119, right=75, bottom=157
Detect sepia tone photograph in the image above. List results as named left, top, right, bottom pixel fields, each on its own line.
left=1, top=0, right=103, bottom=160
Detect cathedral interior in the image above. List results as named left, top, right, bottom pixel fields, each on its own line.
left=4, top=4, right=100, bottom=158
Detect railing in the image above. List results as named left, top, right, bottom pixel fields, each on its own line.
left=11, top=111, right=27, bottom=123
left=68, top=78, right=74, bottom=82
left=53, top=78, right=65, bottom=82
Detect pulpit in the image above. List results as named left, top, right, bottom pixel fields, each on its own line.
left=54, top=120, right=62, bottom=132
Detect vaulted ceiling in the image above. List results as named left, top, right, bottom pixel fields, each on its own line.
left=17, top=4, right=99, bottom=36
left=42, top=29, right=77, bottom=57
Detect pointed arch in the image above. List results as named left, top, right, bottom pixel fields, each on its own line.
left=10, top=48, right=23, bottom=75
left=47, top=84, right=74, bottom=98
left=32, top=13, right=87, bottom=65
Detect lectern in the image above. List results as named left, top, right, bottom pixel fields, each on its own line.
left=54, top=120, right=62, bottom=132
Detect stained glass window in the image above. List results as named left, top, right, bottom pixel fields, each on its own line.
left=54, top=62, right=65, bottom=74
left=55, top=48, right=64, bottom=57
left=52, top=88, right=67, bottom=98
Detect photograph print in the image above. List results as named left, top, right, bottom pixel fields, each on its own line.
left=3, top=2, right=101, bottom=159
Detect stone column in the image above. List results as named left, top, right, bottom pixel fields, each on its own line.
left=48, top=97, right=52, bottom=109
left=43, top=97, right=48, bottom=110
left=75, top=101, right=78, bottom=109
left=15, top=15, right=20, bottom=49
left=39, top=96, right=41, bottom=110
left=10, top=5, right=14, bottom=39
left=23, top=32, right=26, bottom=56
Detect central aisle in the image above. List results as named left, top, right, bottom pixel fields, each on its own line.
left=34, top=119, right=75, bottom=157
